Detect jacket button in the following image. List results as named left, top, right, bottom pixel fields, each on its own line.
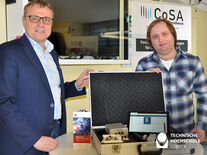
left=50, top=124, right=54, bottom=129
left=50, top=103, right=54, bottom=108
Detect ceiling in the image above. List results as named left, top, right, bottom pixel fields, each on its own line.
left=46, top=0, right=207, bottom=23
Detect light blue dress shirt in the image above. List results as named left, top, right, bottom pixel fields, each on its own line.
left=26, top=35, right=61, bottom=120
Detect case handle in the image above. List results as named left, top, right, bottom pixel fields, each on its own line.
left=137, top=144, right=162, bottom=155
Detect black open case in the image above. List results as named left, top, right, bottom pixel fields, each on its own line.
left=89, top=72, right=166, bottom=155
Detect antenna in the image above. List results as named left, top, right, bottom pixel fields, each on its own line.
left=198, top=0, right=202, bottom=5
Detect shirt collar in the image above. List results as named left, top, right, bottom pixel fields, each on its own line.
left=175, top=46, right=187, bottom=58
left=25, top=33, right=54, bottom=54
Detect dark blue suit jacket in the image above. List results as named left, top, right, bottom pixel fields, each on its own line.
left=0, top=34, right=86, bottom=155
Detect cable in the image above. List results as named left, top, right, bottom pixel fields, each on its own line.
left=197, top=0, right=202, bottom=5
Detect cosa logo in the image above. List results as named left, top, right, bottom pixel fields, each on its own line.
left=154, top=8, right=183, bottom=22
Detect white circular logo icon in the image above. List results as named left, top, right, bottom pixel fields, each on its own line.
left=156, top=133, right=168, bottom=148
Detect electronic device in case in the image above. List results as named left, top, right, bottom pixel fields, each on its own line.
left=128, top=112, right=169, bottom=134
left=105, top=123, right=129, bottom=141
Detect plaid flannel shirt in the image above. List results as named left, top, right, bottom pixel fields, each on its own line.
left=136, top=47, right=207, bottom=132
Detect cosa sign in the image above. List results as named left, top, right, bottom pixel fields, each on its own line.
left=154, top=8, right=183, bottom=21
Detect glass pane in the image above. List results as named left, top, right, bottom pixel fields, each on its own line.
left=47, top=0, right=128, bottom=60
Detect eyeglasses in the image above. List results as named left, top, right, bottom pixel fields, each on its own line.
left=28, top=15, right=53, bottom=25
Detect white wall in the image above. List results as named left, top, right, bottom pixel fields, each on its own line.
left=6, top=0, right=28, bottom=41
left=0, top=0, right=6, bottom=43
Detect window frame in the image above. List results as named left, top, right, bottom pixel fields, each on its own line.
left=55, top=0, right=131, bottom=65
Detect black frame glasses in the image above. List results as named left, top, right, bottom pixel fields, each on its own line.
left=28, top=15, right=53, bottom=25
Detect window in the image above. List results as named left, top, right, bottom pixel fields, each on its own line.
left=47, top=0, right=129, bottom=64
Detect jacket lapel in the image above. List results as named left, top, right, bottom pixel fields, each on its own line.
left=19, top=34, right=53, bottom=96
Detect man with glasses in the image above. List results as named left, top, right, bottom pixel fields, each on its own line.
left=0, top=0, right=93, bottom=155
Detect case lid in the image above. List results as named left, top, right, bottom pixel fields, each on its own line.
left=89, top=72, right=165, bottom=128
